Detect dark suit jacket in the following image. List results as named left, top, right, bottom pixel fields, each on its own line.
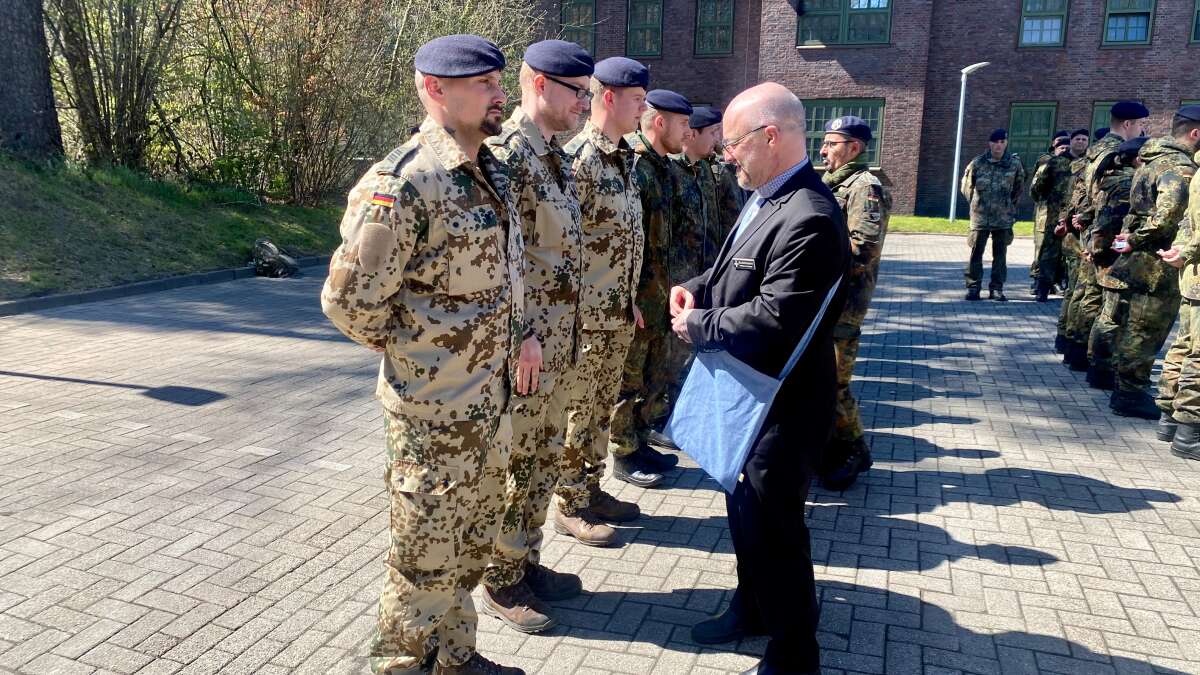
left=681, top=160, right=849, bottom=470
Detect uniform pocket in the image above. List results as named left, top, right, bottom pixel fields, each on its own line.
left=386, top=460, right=465, bottom=571
left=533, top=200, right=570, bottom=249
left=444, top=208, right=505, bottom=297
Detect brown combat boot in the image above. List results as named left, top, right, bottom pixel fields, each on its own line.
left=433, top=652, right=525, bottom=675
left=554, top=507, right=616, bottom=546
left=523, top=562, right=582, bottom=600
left=481, top=581, right=555, bottom=634
left=588, top=483, right=640, bottom=522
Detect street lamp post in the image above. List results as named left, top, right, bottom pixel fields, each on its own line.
left=949, top=61, right=990, bottom=223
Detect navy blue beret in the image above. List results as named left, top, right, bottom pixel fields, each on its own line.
left=1110, top=100, right=1149, bottom=121
left=1054, top=129, right=1069, bottom=139
left=1051, top=136, right=1070, bottom=149
left=825, top=115, right=872, bottom=143
left=646, top=89, right=693, bottom=115
left=989, top=128, right=1007, bottom=142
left=593, top=57, right=649, bottom=88
left=1095, top=127, right=1110, bottom=141
left=689, top=106, right=722, bottom=129
left=1177, top=105, right=1200, bottom=122
left=1118, top=136, right=1149, bottom=156
left=414, top=34, right=505, bottom=77
left=523, top=39, right=594, bottom=78
left=1071, top=128, right=1090, bottom=139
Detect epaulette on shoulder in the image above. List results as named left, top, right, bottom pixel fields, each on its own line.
left=488, top=124, right=520, bottom=148
left=377, top=140, right=421, bottom=177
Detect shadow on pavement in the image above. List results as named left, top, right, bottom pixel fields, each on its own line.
left=0, top=370, right=227, bottom=406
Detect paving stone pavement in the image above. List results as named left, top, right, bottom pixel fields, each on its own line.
left=3, top=233, right=1200, bottom=675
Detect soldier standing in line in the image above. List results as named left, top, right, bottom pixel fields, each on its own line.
left=320, top=35, right=526, bottom=675
left=1083, top=136, right=1145, bottom=391
left=608, top=89, right=695, bottom=488
left=711, top=146, right=749, bottom=235
left=1030, top=130, right=1070, bottom=296
left=1104, top=106, right=1199, bottom=419
left=1031, top=135, right=1072, bottom=302
left=1062, top=104, right=1146, bottom=373
left=961, top=128, right=1025, bottom=301
left=480, top=39, right=592, bottom=635
left=1158, top=112, right=1200, bottom=455
left=675, top=106, right=728, bottom=272
left=815, top=115, right=891, bottom=491
left=554, top=57, right=648, bottom=546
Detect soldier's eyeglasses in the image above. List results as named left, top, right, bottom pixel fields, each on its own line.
left=820, top=140, right=854, bottom=148
left=544, top=75, right=594, bottom=102
left=719, top=125, right=767, bottom=152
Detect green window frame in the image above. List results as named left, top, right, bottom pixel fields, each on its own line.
left=561, top=0, right=596, bottom=55
left=1193, top=0, right=1200, bottom=42
left=797, top=0, right=892, bottom=47
left=695, top=0, right=735, bottom=56
left=804, top=98, right=885, bottom=167
left=1102, top=0, right=1154, bottom=45
left=1092, top=100, right=1117, bottom=135
left=627, top=0, right=663, bottom=57
left=1008, top=103, right=1058, bottom=175
left=1019, top=0, right=1068, bottom=47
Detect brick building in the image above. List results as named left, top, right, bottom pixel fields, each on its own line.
left=533, top=0, right=1200, bottom=215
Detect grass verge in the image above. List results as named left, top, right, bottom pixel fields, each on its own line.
left=891, top=215, right=1035, bottom=238
left=0, top=155, right=341, bottom=300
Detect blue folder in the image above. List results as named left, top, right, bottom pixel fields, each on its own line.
left=665, top=277, right=842, bottom=493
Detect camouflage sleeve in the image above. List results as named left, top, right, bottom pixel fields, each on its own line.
left=1128, top=169, right=1195, bottom=250
left=1183, top=167, right=1200, bottom=261
left=845, top=180, right=887, bottom=264
left=320, top=173, right=423, bottom=348
left=1069, top=162, right=1090, bottom=224
left=1030, top=162, right=1050, bottom=201
left=1011, top=160, right=1026, bottom=207
left=959, top=160, right=974, bottom=202
left=488, top=140, right=535, bottom=246
left=571, top=147, right=596, bottom=227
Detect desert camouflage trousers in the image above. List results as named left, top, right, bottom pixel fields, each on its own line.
left=369, top=412, right=510, bottom=672
left=556, top=324, right=635, bottom=514
left=1092, top=286, right=1181, bottom=394
left=485, top=366, right=583, bottom=589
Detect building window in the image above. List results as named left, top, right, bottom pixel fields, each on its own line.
left=627, top=0, right=663, bottom=57
left=561, top=0, right=596, bottom=55
left=1092, top=100, right=1124, bottom=135
left=1008, top=103, right=1058, bottom=174
left=1103, top=0, right=1154, bottom=45
left=1019, top=0, right=1068, bottom=46
left=695, top=0, right=735, bottom=55
left=804, top=98, right=885, bottom=166
left=797, top=0, right=892, bottom=46
left=1193, top=0, right=1200, bottom=41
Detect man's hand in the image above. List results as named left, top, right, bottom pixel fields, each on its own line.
left=1054, top=221, right=1068, bottom=237
left=515, top=336, right=543, bottom=395
left=1112, top=233, right=1131, bottom=254
left=1159, top=246, right=1185, bottom=268
left=632, top=304, right=645, bottom=329
left=669, top=286, right=695, bottom=318
left=1071, top=214, right=1082, bottom=230
left=671, top=309, right=693, bottom=344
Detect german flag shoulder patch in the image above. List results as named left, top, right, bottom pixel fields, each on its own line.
left=371, top=192, right=396, bottom=208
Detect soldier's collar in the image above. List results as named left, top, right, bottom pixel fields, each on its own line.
left=586, top=122, right=629, bottom=156
left=511, top=107, right=553, bottom=157
left=419, top=117, right=474, bottom=172
left=634, top=131, right=668, bottom=163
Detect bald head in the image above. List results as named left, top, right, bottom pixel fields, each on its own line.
left=721, top=82, right=809, bottom=190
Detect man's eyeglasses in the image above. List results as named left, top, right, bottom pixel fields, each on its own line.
left=820, top=140, right=854, bottom=148
left=719, top=125, right=767, bottom=152
left=544, top=75, right=593, bottom=102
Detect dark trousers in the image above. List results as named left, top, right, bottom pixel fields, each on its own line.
left=964, top=228, right=1013, bottom=291
left=727, top=421, right=821, bottom=672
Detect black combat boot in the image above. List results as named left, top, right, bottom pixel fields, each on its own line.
left=1063, top=343, right=1088, bottom=371
left=1158, top=412, right=1180, bottom=443
left=1172, top=422, right=1200, bottom=460
left=988, top=288, right=1008, bottom=302
left=1029, top=280, right=1039, bottom=297
left=820, top=438, right=873, bottom=491
left=1109, top=390, right=1161, bottom=420
left=1054, top=334, right=1068, bottom=354
left=965, top=288, right=981, bottom=301
left=1086, top=366, right=1115, bottom=390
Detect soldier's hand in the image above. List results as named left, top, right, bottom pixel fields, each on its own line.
left=669, top=286, right=695, bottom=317
left=1159, top=246, right=1185, bottom=268
left=672, top=309, right=693, bottom=344
left=1112, top=234, right=1131, bottom=254
left=1071, top=214, right=1082, bottom=229
left=515, top=337, right=543, bottom=395
left=1054, top=222, right=1068, bottom=237
left=633, top=305, right=645, bottom=329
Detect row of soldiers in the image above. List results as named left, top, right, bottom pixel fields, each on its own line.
left=1027, top=101, right=1200, bottom=431
left=321, top=34, right=890, bottom=675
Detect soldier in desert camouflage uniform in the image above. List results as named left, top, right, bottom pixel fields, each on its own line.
left=554, top=57, right=648, bottom=547
left=1105, top=106, right=1198, bottom=420
left=320, top=35, right=525, bottom=675
left=961, top=128, right=1025, bottom=301
left=479, top=40, right=592, bottom=636
left=815, top=115, right=890, bottom=491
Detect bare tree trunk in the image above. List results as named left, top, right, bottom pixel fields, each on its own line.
left=0, top=0, right=65, bottom=158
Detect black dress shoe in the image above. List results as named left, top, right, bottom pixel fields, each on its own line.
left=965, top=288, right=981, bottom=301
left=1110, top=390, right=1161, bottom=420
left=613, top=455, right=662, bottom=488
left=989, top=289, right=1008, bottom=302
left=691, top=605, right=765, bottom=644
left=644, top=430, right=681, bottom=452
left=631, top=442, right=679, bottom=471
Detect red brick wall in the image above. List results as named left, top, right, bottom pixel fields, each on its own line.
left=916, top=0, right=1200, bottom=217
left=533, top=0, right=762, bottom=108
left=756, top=0, right=934, bottom=215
